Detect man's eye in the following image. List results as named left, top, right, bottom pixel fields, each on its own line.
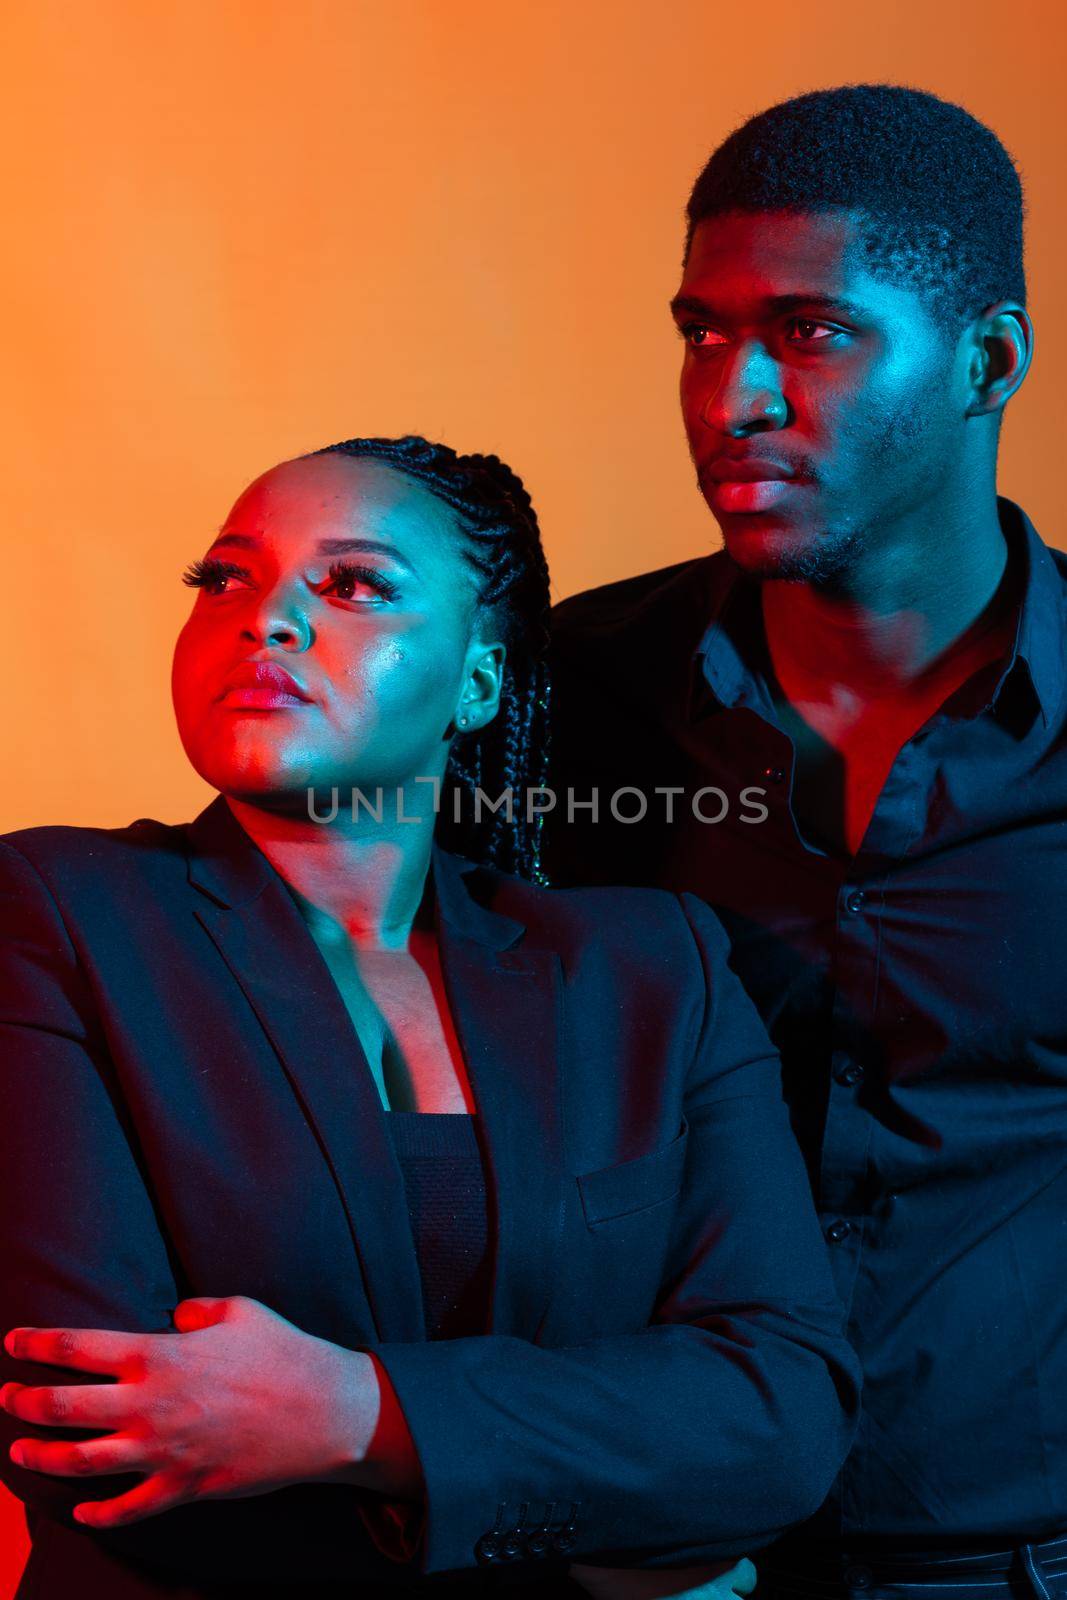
left=321, top=562, right=399, bottom=604
left=787, top=318, right=841, bottom=343
left=679, top=322, right=729, bottom=348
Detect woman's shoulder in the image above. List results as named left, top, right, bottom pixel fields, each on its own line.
left=447, top=850, right=726, bottom=962
left=0, top=814, right=185, bottom=897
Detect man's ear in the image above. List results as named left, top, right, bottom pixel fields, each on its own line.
left=964, top=301, right=1033, bottom=418
left=451, top=641, right=506, bottom=736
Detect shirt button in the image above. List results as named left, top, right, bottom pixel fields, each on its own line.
left=834, top=1059, right=865, bottom=1087
left=845, top=1566, right=873, bottom=1589
left=826, top=1219, right=853, bottom=1243
left=844, top=888, right=866, bottom=915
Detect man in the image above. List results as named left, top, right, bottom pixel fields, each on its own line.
left=548, top=84, right=1067, bottom=1600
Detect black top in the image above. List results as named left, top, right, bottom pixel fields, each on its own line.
left=385, top=1111, right=493, bottom=1340
left=548, top=497, right=1067, bottom=1549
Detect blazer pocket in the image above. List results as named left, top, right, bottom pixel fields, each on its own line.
left=577, top=1120, right=689, bottom=1228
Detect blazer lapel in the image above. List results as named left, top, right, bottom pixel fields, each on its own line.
left=185, top=796, right=425, bottom=1342
left=183, top=797, right=567, bottom=1347
left=433, top=847, right=566, bottom=1340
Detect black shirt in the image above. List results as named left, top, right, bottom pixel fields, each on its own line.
left=547, top=497, right=1067, bottom=1547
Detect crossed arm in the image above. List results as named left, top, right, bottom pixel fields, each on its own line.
left=0, top=1301, right=757, bottom=1599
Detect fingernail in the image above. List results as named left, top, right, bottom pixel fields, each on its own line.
left=9, top=1444, right=24, bottom=1466
left=72, top=1507, right=87, bottom=1524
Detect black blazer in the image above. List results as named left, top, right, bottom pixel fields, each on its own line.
left=0, top=795, right=860, bottom=1598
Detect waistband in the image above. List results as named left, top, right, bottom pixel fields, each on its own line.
left=758, top=1532, right=1067, bottom=1600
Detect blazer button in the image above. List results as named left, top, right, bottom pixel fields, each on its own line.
left=833, top=1056, right=865, bottom=1087
left=475, top=1534, right=502, bottom=1564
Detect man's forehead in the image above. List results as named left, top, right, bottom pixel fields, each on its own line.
left=679, top=209, right=860, bottom=300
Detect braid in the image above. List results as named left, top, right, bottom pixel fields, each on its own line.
left=311, top=434, right=553, bottom=883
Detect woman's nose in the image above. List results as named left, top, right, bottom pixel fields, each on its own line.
left=238, top=593, right=312, bottom=651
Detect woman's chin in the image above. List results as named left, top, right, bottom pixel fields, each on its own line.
left=186, top=752, right=320, bottom=810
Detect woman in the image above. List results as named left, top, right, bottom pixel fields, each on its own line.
left=0, top=436, right=859, bottom=1598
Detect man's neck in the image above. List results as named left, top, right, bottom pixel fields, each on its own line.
left=760, top=498, right=1009, bottom=700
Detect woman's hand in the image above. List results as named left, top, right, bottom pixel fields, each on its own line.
left=569, top=1557, right=758, bottom=1600
left=0, top=1295, right=419, bottom=1528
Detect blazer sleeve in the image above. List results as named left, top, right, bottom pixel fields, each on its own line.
left=0, top=838, right=186, bottom=1526
left=368, top=891, right=862, bottom=1575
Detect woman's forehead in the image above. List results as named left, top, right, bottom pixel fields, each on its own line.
left=222, top=453, right=458, bottom=556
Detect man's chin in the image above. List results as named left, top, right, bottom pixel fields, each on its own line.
left=719, top=517, right=857, bottom=583
left=720, top=519, right=818, bottom=579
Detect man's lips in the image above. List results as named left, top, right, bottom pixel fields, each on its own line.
left=216, top=661, right=313, bottom=709
left=701, top=457, right=807, bottom=514
left=704, top=458, right=795, bottom=483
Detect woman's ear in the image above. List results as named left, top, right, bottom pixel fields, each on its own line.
left=452, top=641, right=506, bottom=734
left=963, top=301, right=1033, bottom=419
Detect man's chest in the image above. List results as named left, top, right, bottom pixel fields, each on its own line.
left=550, top=684, right=1067, bottom=1107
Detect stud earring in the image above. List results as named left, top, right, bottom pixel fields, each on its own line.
left=457, top=713, right=470, bottom=730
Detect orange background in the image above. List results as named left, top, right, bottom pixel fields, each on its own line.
left=0, top=0, right=1063, bottom=1587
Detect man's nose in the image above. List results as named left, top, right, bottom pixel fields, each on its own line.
left=700, top=342, right=788, bottom=435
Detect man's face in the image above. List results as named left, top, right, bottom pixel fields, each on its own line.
left=672, top=209, right=969, bottom=582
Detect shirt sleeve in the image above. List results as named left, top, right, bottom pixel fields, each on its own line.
left=367, top=891, right=862, bottom=1575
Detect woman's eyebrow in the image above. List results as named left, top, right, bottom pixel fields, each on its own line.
left=206, top=531, right=416, bottom=573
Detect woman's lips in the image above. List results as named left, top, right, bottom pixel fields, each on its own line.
left=217, top=686, right=312, bottom=710
left=708, top=479, right=797, bottom=514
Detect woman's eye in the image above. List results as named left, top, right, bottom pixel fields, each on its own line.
left=679, top=322, right=728, bottom=349
left=321, top=562, right=399, bottom=604
left=181, top=557, right=253, bottom=595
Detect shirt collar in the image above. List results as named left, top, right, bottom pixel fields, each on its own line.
left=994, top=497, right=1065, bottom=730
left=688, top=496, right=1065, bottom=732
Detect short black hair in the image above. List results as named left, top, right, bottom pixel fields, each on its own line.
left=685, top=84, right=1025, bottom=334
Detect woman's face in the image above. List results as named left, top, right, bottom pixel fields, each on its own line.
left=171, top=453, right=503, bottom=808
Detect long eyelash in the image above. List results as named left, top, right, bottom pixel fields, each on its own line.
left=181, top=556, right=251, bottom=589
left=326, top=560, right=400, bottom=600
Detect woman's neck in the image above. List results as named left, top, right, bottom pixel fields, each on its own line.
left=224, top=794, right=435, bottom=952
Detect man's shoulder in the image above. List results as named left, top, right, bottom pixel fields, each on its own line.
left=550, top=550, right=732, bottom=642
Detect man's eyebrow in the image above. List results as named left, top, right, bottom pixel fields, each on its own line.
left=206, top=532, right=416, bottom=572
left=669, top=292, right=866, bottom=320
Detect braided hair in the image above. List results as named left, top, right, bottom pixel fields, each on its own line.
left=311, top=434, right=553, bottom=884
